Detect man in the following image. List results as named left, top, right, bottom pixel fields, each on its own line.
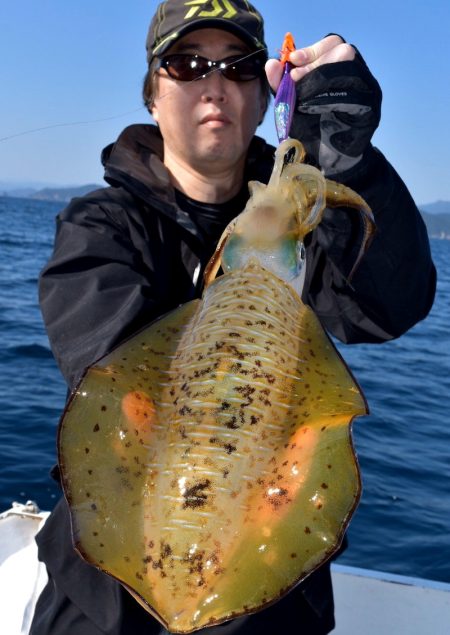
left=31, top=1, right=435, bottom=634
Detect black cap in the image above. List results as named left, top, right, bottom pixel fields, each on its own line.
left=146, top=0, right=267, bottom=63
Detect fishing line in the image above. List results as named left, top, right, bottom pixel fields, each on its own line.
left=0, top=108, right=146, bottom=143
left=0, top=49, right=270, bottom=144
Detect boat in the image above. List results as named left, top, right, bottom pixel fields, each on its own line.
left=332, top=563, right=450, bottom=634
left=0, top=502, right=49, bottom=635
left=1, top=502, right=449, bottom=634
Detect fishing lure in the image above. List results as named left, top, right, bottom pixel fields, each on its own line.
left=274, top=33, right=297, bottom=143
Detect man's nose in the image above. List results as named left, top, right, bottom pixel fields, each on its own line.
left=200, top=70, right=228, bottom=103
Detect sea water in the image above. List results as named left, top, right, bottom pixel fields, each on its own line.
left=0, top=196, right=448, bottom=582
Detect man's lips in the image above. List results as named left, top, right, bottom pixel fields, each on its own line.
left=200, top=113, right=232, bottom=126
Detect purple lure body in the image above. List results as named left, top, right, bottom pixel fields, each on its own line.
left=274, top=62, right=296, bottom=143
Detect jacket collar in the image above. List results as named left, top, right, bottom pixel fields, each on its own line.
left=101, top=123, right=275, bottom=226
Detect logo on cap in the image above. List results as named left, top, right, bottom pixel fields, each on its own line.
left=183, top=0, right=237, bottom=20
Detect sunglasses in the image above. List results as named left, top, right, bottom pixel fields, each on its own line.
left=155, top=53, right=265, bottom=83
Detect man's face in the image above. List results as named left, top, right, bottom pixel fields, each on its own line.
left=151, top=28, right=266, bottom=175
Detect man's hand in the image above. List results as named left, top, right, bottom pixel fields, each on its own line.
left=265, top=34, right=382, bottom=176
left=265, top=35, right=355, bottom=91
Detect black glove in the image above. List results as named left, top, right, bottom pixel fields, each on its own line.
left=290, top=47, right=382, bottom=176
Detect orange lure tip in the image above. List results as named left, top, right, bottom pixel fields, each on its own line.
left=280, top=32, right=296, bottom=64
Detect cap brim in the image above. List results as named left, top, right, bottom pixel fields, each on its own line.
left=151, top=19, right=266, bottom=59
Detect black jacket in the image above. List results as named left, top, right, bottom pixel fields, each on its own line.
left=40, top=124, right=435, bottom=390
left=34, top=113, right=435, bottom=635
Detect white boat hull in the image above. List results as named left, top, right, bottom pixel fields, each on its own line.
left=0, top=502, right=49, bottom=635
left=332, top=563, right=450, bottom=635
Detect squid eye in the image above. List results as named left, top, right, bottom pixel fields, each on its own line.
left=222, top=234, right=243, bottom=272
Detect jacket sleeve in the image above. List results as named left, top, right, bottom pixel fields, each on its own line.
left=302, top=146, right=436, bottom=343
left=39, top=189, right=170, bottom=390
left=289, top=52, right=436, bottom=343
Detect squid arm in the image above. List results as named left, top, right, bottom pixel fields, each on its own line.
left=203, top=216, right=239, bottom=287
left=289, top=169, right=376, bottom=282
left=324, top=179, right=376, bottom=282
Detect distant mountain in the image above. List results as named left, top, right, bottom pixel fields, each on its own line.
left=420, top=211, right=450, bottom=239
left=419, top=201, right=450, bottom=215
left=417, top=200, right=450, bottom=238
left=2, top=187, right=38, bottom=198
left=30, top=184, right=102, bottom=202
left=0, top=180, right=55, bottom=195
left=0, top=182, right=103, bottom=203
left=1, top=183, right=102, bottom=202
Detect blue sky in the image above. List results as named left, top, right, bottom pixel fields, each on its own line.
left=1, top=0, right=449, bottom=204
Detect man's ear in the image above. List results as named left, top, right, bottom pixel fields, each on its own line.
left=151, top=101, right=159, bottom=123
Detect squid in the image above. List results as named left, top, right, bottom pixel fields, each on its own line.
left=59, top=138, right=375, bottom=633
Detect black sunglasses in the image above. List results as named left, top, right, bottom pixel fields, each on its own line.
left=155, top=53, right=265, bottom=83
